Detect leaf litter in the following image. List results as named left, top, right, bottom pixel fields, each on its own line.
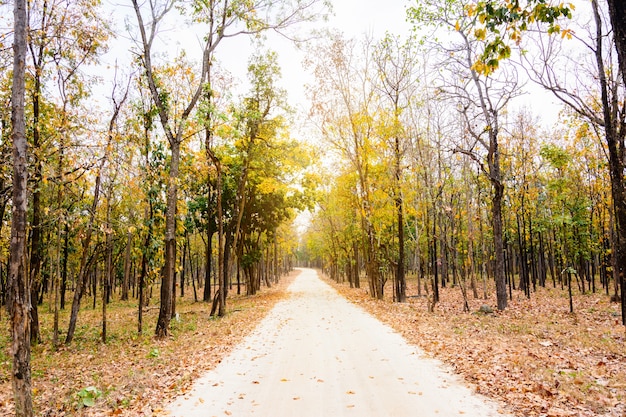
left=0, top=271, right=299, bottom=416
left=328, top=275, right=625, bottom=417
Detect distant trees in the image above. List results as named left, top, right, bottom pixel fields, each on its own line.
left=469, top=0, right=626, bottom=323
left=302, top=1, right=624, bottom=323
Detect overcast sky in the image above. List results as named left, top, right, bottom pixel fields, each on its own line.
left=215, top=0, right=412, bottom=115
left=102, top=0, right=561, bottom=130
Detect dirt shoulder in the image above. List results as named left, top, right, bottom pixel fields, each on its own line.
left=0, top=270, right=299, bottom=416
left=326, top=273, right=625, bottom=417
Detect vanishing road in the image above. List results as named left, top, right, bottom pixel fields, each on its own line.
left=167, top=268, right=509, bottom=416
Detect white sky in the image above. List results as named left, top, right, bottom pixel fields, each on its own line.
left=100, top=0, right=564, bottom=132
left=214, top=0, right=412, bottom=115
left=99, top=0, right=411, bottom=123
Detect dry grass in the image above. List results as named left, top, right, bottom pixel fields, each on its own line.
left=327, top=273, right=626, bottom=417
left=0, top=270, right=298, bottom=416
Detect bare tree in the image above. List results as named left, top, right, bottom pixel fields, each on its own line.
left=373, top=34, right=418, bottom=303
left=409, top=0, right=521, bottom=310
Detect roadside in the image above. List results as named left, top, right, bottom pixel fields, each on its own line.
left=0, top=270, right=298, bottom=416
left=327, top=273, right=625, bottom=417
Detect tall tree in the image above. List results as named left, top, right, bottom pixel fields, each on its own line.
left=131, top=0, right=326, bottom=336
left=307, top=33, right=386, bottom=299
left=64, top=80, right=128, bottom=344
left=409, top=0, right=520, bottom=310
left=26, top=0, right=109, bottom=344
left=518, top=0, right=626, bottom=324
left=373, top=34, right=418, bottom=303
left=9, top=0, right=33, bottom=412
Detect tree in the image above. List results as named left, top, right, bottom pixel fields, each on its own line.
left=373, top=34, right=418, bottom=302
left=409, top=0, right=521, bottom=310
left=131, top=0, right=327, bottom=338
left=517, top=0, right=626, bottom=324
left=64, top=79, right=128, bottom=344
left=26, top=0, right=109, bottom=344
left=307, top=33, right=388, bottom=299
left=9, top=0, right=33, bottom=412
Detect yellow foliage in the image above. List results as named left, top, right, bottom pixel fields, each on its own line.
left=561, top=28, right=573, bottom=39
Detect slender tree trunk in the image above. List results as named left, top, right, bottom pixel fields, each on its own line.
left=9, top=0, right=33, bottom=411
left=353, top=240, right=360, bottom=289
left=27, top=137, right=43, bottom=343
left=593, top=0, right=626, bottom=325
left=492, top=178, right=507, bottom=310
left=395, top=135, right=406, bottom=302
left=156, top=140, right=180, bottom=338
left=181, top=233, right=187, bottom=298
left=138, top=219, right=151, bottom=335
left=102, top=192, right=113, bottom=343
left=203, top=227, right=213, bottom=302
left=121, top=231, right=132, bottom=301
left=53, top=224, right=61, bottom=348
left=60, top=223, right=69, bottom=309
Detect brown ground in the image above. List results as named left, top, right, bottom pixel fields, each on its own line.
left=0, top=270, right=298, bottom=416
left=1, top=269, right=624, bottom=416
left=327, top=273, right=626, bottom=417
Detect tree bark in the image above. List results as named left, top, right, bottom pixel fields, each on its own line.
left=121, top=231, right=132, bottom=301
left=594, top=0, right=626, bottom=326
left=10, top=0, right=34, bottom=412
left=395, top=135, right=406, bottom=302
left=607, top=0, right=626, bottom=88
left=155, top=140, right=180, bottom=338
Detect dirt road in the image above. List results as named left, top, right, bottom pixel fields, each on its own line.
left=167, top=268, right=509, bottom=416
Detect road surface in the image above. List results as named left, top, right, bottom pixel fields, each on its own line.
left=167, top=268, right=508, bottom=416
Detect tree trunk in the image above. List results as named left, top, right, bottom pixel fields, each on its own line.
left=155, top=140, right=180, bottom=338
left=9, top=0, right=33, bottom=411
left=28, top=140, right=42, bottom=345
left=121, top=231, right=132, bottom=301
left=102, top=223, right=112, bottom=343
left=594, top=0, right=626, bottom=325
left=181, top=233, right=187, bottom=298
left=395, top=135, right=406, bottom=302
left=607, top=0, right=626, bottom=89
left=60, top=223, right=69, bottom=309
left=492, top=177, right=507, bottom=310
left=203, top=226, right=213, bottom=302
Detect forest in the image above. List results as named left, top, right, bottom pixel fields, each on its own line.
left=1, top=0, right=625, bottom=415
